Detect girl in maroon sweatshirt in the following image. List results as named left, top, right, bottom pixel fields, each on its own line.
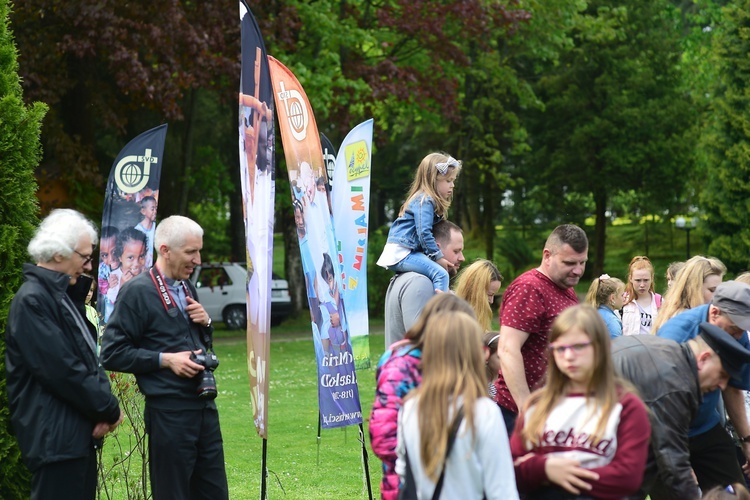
left=510, top=304, right=651, bottom=499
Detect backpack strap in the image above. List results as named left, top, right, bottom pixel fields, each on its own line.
left=431, top=406, right=465, bottom=500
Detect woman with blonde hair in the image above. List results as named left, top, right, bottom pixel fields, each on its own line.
left=511, top=304, right=650, bottom=498
left=370, top=294, right=476, bottom=500
left=652, top=255, right=726, bottom=334
left=665, top=261, right=685, bottom=291
left=622, top=256, right=662, bottom=335
left=585, top=274, right=625, bottom=338
left=396, top=311, right=518, bottom=499
left=454, top=259, right=503, bottom=331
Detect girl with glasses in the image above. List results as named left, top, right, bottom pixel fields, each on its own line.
left=510, top=304, right=651, bottom=499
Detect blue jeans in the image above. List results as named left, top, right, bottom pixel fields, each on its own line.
left=389, top=251, right=449, bottom=292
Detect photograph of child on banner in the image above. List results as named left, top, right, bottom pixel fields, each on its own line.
left=104, top=228, right=147, bottom=323
left=97, top=186, right=160, bottom=324
left=319, top=252, right=349, bottom=354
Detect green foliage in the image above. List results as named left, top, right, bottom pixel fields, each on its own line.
left=366, top=225, right=392, bottom=316
left=0, top=0, right=46, bottom=496
left=523, top=0, right=695, bottom=274
left=495, top=231, right=535, bottom=278
left=700, top=1, right=750, bottom=273
left=187, top=145, right=234, bottom=261
left=98, top=334, right=385, bottom=498
left=97, top=373, right=149, bottom=500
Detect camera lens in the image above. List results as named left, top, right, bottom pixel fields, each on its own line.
left=196, top=371, right=218, bottom=400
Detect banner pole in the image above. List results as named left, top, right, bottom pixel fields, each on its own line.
left=260, top=438, right=268, bottom=499
left=358, top=423, right=373, bottom=500
left=316, top=414, right=322, bottom=466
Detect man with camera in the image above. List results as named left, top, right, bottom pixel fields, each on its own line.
left=101, top=215, right=228, bottom=500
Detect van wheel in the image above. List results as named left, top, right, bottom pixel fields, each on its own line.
left=223, top=306, right=246, bottom=330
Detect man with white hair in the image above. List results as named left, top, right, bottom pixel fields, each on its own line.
left=101, top=215, right=228, bottom=500
left=6, top=209, right=123, bottom=499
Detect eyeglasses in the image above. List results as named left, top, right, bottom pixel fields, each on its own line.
left=74, top=249, right=94, bottom=265
left=548, top=341, right=593, bottom=355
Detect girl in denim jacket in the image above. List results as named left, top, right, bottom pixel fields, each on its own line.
left=376, top=152, right=461, bottom=292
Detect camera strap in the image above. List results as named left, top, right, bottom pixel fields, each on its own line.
left=149, top=267, right=212, bottom=350
left=149, top=266, right=192, bottom=313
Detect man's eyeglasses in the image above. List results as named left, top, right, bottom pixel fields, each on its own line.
left=548, top=341, right=593, bottom=356
left=74, top=250, right=94, bottom=265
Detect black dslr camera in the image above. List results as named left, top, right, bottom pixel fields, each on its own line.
left=190, top=352, right=220, bottom=400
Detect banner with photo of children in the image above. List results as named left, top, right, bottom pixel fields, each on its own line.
left=97, top=124, right=166, bottom=325
left=269, top=56, right=363, bottom=429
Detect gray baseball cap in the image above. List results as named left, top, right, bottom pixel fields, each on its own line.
left=712, top=281, right=750, bottom=332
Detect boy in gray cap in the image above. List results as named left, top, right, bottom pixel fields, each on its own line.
left=613, top=323, right=750, bottom=500
left=656, top=280, right=750, bottom=493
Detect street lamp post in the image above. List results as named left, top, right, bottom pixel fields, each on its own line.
left=675, top=216, right=698, bottom=260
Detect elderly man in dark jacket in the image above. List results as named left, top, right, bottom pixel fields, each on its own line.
left=612, top=323, right=750, bottom=500
left=5, top=209, right=122, bottom=500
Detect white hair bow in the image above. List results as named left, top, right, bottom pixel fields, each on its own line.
left=435, top=155, right=462, bottom=175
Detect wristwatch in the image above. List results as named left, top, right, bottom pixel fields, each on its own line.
left=205, top=317, right=212, bottom=328
left=742, top=434, right=750, bottom=443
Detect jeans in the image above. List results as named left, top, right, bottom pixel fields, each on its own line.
left=389, top=251, right=449, bottom=292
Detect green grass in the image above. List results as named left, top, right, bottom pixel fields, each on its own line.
left=100, top=329, right=387, bottom=499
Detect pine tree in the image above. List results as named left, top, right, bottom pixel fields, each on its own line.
left=0, top=0, right=47, bottom=496
left=701, top=2, right=750, bottom=272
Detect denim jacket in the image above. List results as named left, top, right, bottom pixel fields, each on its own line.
left=386, top=194, right=443, bottom=260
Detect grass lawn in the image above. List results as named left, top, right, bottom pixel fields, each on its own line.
left=100, top=327, right=387, bottom=500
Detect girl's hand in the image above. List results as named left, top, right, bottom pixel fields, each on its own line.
left=544, top=456, right=599, bottom=494
left=108, top=273, right=120, bottom=288
left=436, top=257, right=451, bottom=272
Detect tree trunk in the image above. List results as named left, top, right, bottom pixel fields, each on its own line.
left=178, top=89, right=197, bottom=215
left=593, top=190, right=607, bottom=278
left=282, top=212, right=305, bottom=316
left=484, top=177, right=495, bottom=259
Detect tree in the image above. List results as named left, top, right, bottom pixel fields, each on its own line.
left=0, top=0, right=47, bottom=496
left=700, top=1, right=750, bottom=272
left=10, top=0, right=238, bottom=214
left=525, top=1, right=695, bottom=276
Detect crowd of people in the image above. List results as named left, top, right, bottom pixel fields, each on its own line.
left=9, top=149, right=750, bottom=500
left=371, top=151, right=750, bottom=499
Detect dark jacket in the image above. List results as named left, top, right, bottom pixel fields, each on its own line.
left=611, top=334, right=702, bottom=500
left=5, top=265, right=121, bottom=472
left=100, top=270, right=216, bottom=410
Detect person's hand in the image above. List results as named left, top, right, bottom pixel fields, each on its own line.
left=121, top=269, right=137, bottom=284
left=110, top=408, right=124, bottom=432
left=92, top=422, right=110, bottom=439
left=186, top=296, right=211, bottom=326
left=330, top=312, right=340, bottom=328
left=161, top=350, right=205, bottom=378
left=544, top=456, right=599, bottom=495
left=514, top=453, right=535, bottom=466
left=741, top=442, right=750, bottom=477
left=436, top=257, right=451, bottom=272
left=108, top=273, right=119, bottom=289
